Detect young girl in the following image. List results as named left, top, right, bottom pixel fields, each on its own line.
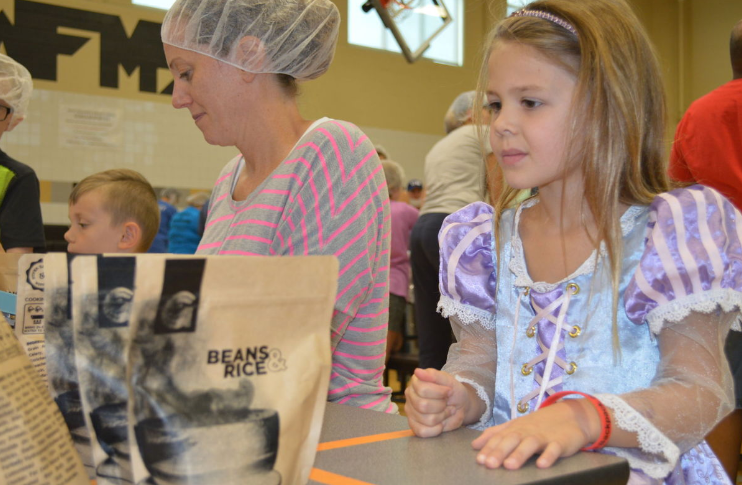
left=405, top=0, right=741, bottom=483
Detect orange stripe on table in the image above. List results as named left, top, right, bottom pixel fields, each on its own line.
left=317, top=429, right=414, bottom=451
left=309, top=467, right=376, bottom=485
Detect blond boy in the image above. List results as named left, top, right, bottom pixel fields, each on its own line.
left=65, top=169, right=159, bottom=254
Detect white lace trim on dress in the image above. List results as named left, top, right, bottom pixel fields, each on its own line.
left=438, top=295, right=497, bottom=330
left=596, top=393, right=680, bottom=480
left=456, top=376, right=492, bottom=430
left=645, top=289, right=742, bottom=334
left=508, top=199, right=646, bottom=293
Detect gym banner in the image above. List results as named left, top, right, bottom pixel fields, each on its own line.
left=0, top=0, right=172, bottom=99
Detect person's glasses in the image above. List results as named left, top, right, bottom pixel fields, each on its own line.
left=0, top=105, right=13, bottom=122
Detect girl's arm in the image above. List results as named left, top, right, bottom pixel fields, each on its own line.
left=408, top=201, right=498, bottom=434
left=597, top=309, right=736, bottom=452
left=471, top=310, right=736, bottom=477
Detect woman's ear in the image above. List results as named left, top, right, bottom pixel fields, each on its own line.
left=237, top=35, right=266, bottom=83
left=118, top=221, right=142, bottom=252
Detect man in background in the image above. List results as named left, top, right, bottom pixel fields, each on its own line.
left=410, top=91, right=492, bottom=370
left=668, top=19, right=742, bottom=482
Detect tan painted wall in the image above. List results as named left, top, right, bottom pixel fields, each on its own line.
left=686, top=0, right=742, bottom=99
left=632, top=0, right=742, bottom=125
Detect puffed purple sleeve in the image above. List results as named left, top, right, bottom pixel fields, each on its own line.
left=625, top=185, right=742, bottom=334
left=437, top=202, right=499, bottom=429
left=437, top=202, right=497, bottom=327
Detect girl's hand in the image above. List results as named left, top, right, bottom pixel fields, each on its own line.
left=471, top=399, right=599, bottom=470
left=405, top=368, right=472, bottom=438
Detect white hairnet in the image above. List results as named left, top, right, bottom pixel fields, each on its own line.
left=444, top=90, right=477, bottom=134
left=161, top=0, right=340, bottom=81
left=0, top=54, right=33, bottom=119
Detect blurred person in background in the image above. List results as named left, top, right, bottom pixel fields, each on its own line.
left=410, top=90, right=493, bottom=370
left=406, top=179, right=424, bottom=209
left=382, top=159, right=418, bottom=362
left=375, top=144, right=389, bottom=160
left=167, top=191, right=208, bottom=254
left=149, top=187, right=180, bottom=253
left=0, top=54, right=44, bottom=253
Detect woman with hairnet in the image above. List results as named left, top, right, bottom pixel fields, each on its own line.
left=410, top=90, right=494, bottom=370
left=0, top=54, right=44, bottom=253
left=162, top=0, right=393, bottom=412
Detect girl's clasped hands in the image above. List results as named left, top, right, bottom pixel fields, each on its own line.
left=406, top=368, right=600, bottom=470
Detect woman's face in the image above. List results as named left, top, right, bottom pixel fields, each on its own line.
left=164, top=44, right=248, bottom=147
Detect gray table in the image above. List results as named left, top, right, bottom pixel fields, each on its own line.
left=310, top=403, right=629, bottom=485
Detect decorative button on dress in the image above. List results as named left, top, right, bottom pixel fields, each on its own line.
left=437, top=185, right=741, bottom=484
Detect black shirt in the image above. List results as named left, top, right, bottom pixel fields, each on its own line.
left=0, top=149, right=45, bottom=251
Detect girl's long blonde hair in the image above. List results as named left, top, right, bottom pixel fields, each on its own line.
left=477, top=0, right=673, bottom=354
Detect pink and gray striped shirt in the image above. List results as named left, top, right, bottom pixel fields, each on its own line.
left=198, top=118, right=395, bottom=413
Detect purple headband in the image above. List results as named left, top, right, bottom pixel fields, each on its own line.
left=510, top=9, right=578, bottom=37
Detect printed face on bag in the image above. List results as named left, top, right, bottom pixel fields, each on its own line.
left=101, top=287, right=134, bottom=325
left=65, top=188, right=127, bottom=254
left=157, top=290, right=198, bottom=332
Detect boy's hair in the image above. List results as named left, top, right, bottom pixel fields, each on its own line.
left=477, top=0, right=673, bottom=355
left=70, top=169, right=159, bottom=252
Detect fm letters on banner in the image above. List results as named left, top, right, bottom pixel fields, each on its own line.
left=0, top=0, right=173, bottom=95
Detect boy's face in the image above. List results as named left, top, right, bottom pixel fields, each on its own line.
left=65, top=188, right=126, bottom=254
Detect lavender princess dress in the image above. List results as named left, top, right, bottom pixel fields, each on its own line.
left=437, top=185, right=741, bottom=484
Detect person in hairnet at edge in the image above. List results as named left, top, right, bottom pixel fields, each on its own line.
left=161, top=0, right=395, bottom=412
left=0, top=54, right=45, bottom=253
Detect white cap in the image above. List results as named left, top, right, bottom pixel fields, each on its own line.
left=0, top=53, right=33, bottom=119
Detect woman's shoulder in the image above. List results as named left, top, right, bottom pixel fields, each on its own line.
left=296, top=119, right=379, bottom=181
left=213, top=153, right=243, bottom=186
left=304, top=119, right=371, bottom=150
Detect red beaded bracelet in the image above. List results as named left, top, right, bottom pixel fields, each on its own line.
left=538, top=391, right=612, bottom=451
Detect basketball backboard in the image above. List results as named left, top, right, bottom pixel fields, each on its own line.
left=363, top=0, right=454, bottom=63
